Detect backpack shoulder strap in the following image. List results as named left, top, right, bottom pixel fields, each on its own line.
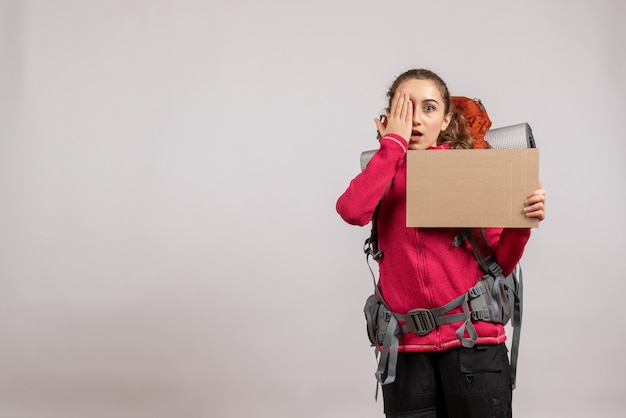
left=454, top=227, right=523, bottom=389
left=454, top=228, right=502, bottom=277
left=364, top=203, right=383, bottom=261
left=364, top=178, right=393, bottom=262
left=508, top=264, right=523, bottom=389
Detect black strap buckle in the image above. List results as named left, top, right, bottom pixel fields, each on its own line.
left=471, top=309, right=491, bottom=321
left=406, top=308, right=437, bottom=336
left=363, top=237, right=383, bottom=261
left=468, top=284, right=485, bottom=298
left=486, top=261, right=503, bottom=277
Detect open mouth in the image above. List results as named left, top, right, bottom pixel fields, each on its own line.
left=411, top=131, right=423, bottom=139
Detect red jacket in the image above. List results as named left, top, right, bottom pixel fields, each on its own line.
left=337, top=134, right=531, bottom=352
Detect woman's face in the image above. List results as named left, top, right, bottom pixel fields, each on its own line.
left=394, top=79, right=451, bottom=150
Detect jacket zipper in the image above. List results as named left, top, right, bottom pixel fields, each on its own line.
left=414, top=228, right=441, bottom=347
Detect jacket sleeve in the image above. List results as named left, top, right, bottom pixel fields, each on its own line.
left=489, top=228, right=532, bottom=277
left=336, top=134, right=407, bottom=226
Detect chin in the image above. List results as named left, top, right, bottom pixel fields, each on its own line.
left=408, top=143, right=428, bottom=151
left=409, top=138, right=437, bottom=150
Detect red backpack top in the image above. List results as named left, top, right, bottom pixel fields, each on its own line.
left=451, top=97, right=492, bottom=149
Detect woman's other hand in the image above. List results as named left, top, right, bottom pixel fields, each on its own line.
left=524, top=181, right=546, bottom=221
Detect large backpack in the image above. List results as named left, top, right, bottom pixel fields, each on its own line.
left=451, top=96, right=492, bottom=149
left=360, top=98, right=533, bottom=391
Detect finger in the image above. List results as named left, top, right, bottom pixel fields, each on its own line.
left=524, top=200, right=545, bottom=212
left=525, top=191, right=546, bottom=207
left=397, top=91, right=407, bottom=119
left=524, top=201, right=545, bottom=212
left=527, top=186, right=546, bottom=196
left=525, top=208, right=545, bottom=221
left=526, top=188, right=543, bottom=206
left=399, top=92, right=409, bottom=119
left=525, top=194, right=544, bottom=206
left=526, top=211, right=545, bottom=221
left=405, top=98, right=413, bottom=123
left=524, top=201, right=545, bottom=220
left=390, top=89, right=405, bottom=118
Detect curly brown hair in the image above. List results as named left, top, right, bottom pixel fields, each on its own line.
left=386, top=69, right=474, bottom=149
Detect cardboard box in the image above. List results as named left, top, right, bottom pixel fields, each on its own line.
left=406, top=149, right=540, bottom=228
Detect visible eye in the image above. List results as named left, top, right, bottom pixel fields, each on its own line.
left=424, top=104, right=436, bottom=112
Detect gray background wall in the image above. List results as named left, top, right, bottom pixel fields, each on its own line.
left=1, top=0, right=624, bottom=417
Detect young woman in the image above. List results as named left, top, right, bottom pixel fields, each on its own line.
left=336, top=69, right=546, bottom=418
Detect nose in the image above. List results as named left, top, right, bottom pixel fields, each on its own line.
left=412, top=108, right=421, bottom=126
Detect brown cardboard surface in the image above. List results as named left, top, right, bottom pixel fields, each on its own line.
left=406, top=149, right=540, bottom=228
